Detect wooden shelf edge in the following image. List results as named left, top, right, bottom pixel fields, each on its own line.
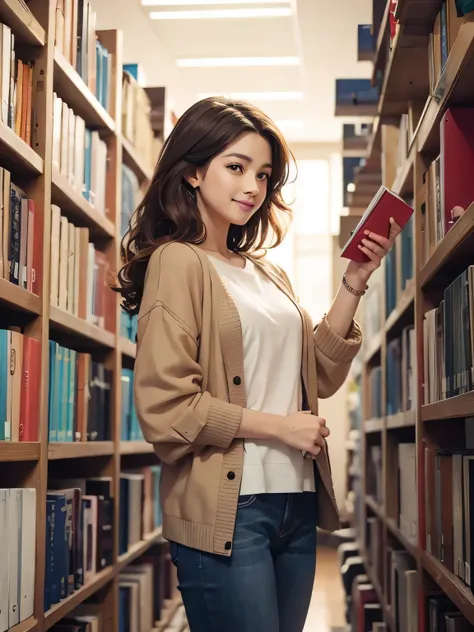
left=365, top=418, right=384, bottom=433
left=0, top=442, right=40, bottom=462
left=422, top=552, right=474, bottom=624
left=0, top=0, right=45, bottom=45
left=53, top=48, right=115, bottom=133
left=365, top=495, right=385, bottom=519
left=120, top=337, right=137, bottom=359
left=117, top=527, right=164, bottom=570
left=49, top=306, right=116, bottom=348
left=385, top=281, right=415, bottom=333
left=9, top=617, right=38, bottom=632
left=386, top=409, right=416, bottom=429
left=0, top=278, right=42, bottom=315
left=121, top=135, right=154, bottom=183
left=420, top=202, right=474, bottom=288
left=421, top=390, right=474, bottom=421
left=48, top=442, right=114, bottom=460
left=51, top=168, right=115, bottom=239
left=373, top=0, right=391, bottom=76
left=364, top=330, right=383, bottom=363
left=385, top=516, right=419, bottom=559
left=120, top=441, right=153, bottom=455
left=0, top=120, right=44, bottom=174
left=44, top=566, right=114, bottom=630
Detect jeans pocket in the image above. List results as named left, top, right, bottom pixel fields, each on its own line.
left=170, top=541, right=179, bottom=565
left=237, top=494, right=257, bottom=509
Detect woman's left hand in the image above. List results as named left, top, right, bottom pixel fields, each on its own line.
left=345, top=217, right=402, bottom=286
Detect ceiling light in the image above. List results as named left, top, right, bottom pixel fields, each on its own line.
left=144, top=0, right=289, bottom=4
left=149, top=7, right=292, bottom=19
left=176, top=56, right=300, bottom=68
left=197, top=92, right=304, bottom=101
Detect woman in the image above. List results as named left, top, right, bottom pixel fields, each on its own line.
left=116, top=97, right=400, bottom=632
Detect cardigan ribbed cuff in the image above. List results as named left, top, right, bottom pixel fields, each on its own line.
left=196, top=399, right=243, bottom=449
left=314, top=316, right=362, bottom=364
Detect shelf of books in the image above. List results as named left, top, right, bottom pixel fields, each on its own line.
left=345, top=1, right=474, bottom=629
left=0, top=1, right=180, bottom=631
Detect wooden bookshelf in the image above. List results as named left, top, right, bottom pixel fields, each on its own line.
left=0, top=0, right=45, bottom=46
left=51, top=168, right=115, bottom=239
left=0, top=4, right=178, bottom=632
left=0, top=277, right=42, bottom=315
left=350, top=4, right=474, bottom=629
left=0, top=119, right=44, bottom=175
left=53, top=47, right=116, bottom=133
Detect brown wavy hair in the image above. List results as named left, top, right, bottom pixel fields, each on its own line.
left=115, top=96, right=295, bottom=315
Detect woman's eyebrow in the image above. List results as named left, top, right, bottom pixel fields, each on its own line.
left=222, top=152, right=272, bottom=169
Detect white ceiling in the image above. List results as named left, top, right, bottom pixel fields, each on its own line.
left=96, top=0, right=374, bottom=143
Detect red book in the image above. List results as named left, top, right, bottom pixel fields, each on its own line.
left=19, top=336, right=41, bottom=441
left=440, top=108, right=474, bottom=235
left=340, top=186, right=413, bottom=262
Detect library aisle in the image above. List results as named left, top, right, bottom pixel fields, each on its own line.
left=4, top=0, right=474, bottom=631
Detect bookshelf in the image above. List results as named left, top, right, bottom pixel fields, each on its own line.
left=348, top=2, right=474, bottom=630
left=0, top=1, right=176, bottom=631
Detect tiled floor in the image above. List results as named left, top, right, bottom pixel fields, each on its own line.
left=304, top=547, right=346, bottom=632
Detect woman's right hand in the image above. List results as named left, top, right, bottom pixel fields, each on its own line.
left=277, top=411, right=330, bottom=457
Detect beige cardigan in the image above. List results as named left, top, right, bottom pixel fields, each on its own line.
left=134, top=242, right=362, bottom=556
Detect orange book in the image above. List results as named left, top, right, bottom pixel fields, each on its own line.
left=19, top=336, right=41, bottom=442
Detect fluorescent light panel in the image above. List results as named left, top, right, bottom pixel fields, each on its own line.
left=149, top=7, right=292, bottom=18
left=176, top=56, right=300, bottom=67
left=197, top=91, right=304, bottom=101
left=143, top=0, right=289, bottom=4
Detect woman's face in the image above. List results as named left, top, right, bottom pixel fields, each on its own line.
left=188, top=132, right=273, bottom=229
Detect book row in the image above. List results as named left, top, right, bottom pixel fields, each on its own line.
left=119, top=466, right=162, bottom=556
left=48, top=342, right=112, bottom=443
left=120, top=368, right=142, bottom=443
left=0, top=168, right=41, bottom=291
left=0, top=23, right=35, bottom=144
left=384, top=214, right=413, bottom=318
left=49, top=603, right=103, bottom=632
left=421, top=108, right=474, bottom=267
left=54, top=0, right=112, bottom=110
left=0, top=329, right=41, bottom=442
left=423, top=264, right=474, bottom=404
left=52, top=93, right=108, bottom=213
left=122, top=69, right=155, bottom=172
left=0, top=488, right=36, bottom=632
left=50, top=210, right=112, bottom=329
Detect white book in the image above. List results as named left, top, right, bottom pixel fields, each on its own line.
left=8, top=489, right=21, bottom=628
left=52, top=94, right=63, bottom=169
left=19, top=489, right=36, bottom=623
left=73, top=227, right=80, bottom=316
left=74, top=116, right=86, bottom=194
left=60, top=101, right=69, bottom=177
left=0, top=25, right=12, bottom=124
left=86, top=242, right=95, bottom=323
left=67, top=222, right=75, bottom=314
left=68, top=107, right=75, bottom=187
left=0, top=490, right=9, bottom=632
left=50, top=205, right=61, bottom=306
left=58, top=215, right=69, bottom=311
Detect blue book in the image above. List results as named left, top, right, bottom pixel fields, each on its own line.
left=95, top=40, right=103, bottom=106
left=57, top=345, right=67, bottom=442
left=67, top=349, right=77, bottom=441
left=83, top=129, right=92, bottom=201
left=44, top=499, right=56, bottom=611
left=48, top=342, right=57, bottom=442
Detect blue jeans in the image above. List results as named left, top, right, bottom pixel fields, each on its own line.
left=169, top=492, right=317, bottom=632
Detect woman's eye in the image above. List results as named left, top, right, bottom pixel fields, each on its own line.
left=257, top=173, right=269, bottom=181
left=228, top=164, right=243, bottom=173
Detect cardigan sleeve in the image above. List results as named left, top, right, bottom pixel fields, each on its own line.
left=133, top=243, right=243, bottom=465
left=313, top=315, right=362, bottom=399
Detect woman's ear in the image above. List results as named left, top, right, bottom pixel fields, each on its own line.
left=184, top=168, right=200, bottom=189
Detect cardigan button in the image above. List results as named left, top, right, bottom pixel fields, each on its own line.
left=225, top=541, right=232, bottom=551
left=233, top=376, right=241, bottom=386
left=227, top=471, right=235, bottom=480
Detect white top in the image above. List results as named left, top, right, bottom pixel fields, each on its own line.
left=207, top=254, right=316, bottom=495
